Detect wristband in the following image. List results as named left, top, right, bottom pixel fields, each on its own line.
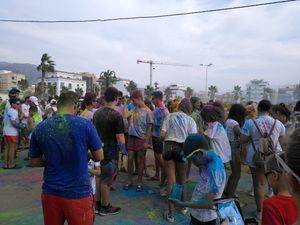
left=118, top=142, right=127, bottom=155
left=94, top=161, right=101, bottom=167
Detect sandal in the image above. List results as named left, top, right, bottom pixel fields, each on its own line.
left=8, top=164, right=22, bottom=169
left=147, top=176, right=160, bottom=181
left=123, top=183, right=133, bottom=191
left=136, top=185, right=143, bottom=192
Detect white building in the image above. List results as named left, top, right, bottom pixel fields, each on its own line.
left=245, top=79, right=269, bottom=103
left=0, top=70, right=26, bottom=93
left=168, top=84, right=186, bottom=99
left=40, top=71, right=87, bottom=96
left=277, top=85, right=296, bottom=104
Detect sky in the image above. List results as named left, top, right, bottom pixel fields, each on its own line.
left=0, top=0, right=300, bottom=93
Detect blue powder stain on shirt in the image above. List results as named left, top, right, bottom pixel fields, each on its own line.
left=29, top=114, right=102, bottom=199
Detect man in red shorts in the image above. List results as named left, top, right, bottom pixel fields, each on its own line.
left=123, top=90, right=153, bottom=192
left=29, top=91, right=104, bottom=225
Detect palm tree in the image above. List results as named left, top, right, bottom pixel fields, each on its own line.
left=47, top=83, right=57, bottom=97
left=208, top=85, right=218, bottom=101
left=126, top=80, right=138, bottom=95
left=144, top=85, right=154, bottom=100
left=17, top=79, right=29, bottom=91
left=61, top=86, right=69, bottom=94
left=35, top=82, right=43, bottom=97
left=185, top=87, right=194, bottom=98
left=263, top=87, right=274, bottom=101
left=232, top=85, right=242, bottom=103
left=37, top=53, right=55, bottom=99
left=93, top=84, right=101, bottom=97
left=75, top=87, right=84, bottom=97
left=164, top=87, right=172, bottom=101
left=99, top=70, right=118, bottom=94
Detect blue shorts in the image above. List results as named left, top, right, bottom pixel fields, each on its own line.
left=101, top=160, right=118, bottom=185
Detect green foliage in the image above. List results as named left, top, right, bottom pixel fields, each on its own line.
left=144, top=85, right=154, bottom=100
left=126, top=80, right=138, bottom=95
left=17, top=79, right=29, bottom=91
left=93, top=84, right=101, bottom=96
left=47, top=83, right=57, bottom=97
left=232, top=85, right=242, bottom=103
left=37, top=53, right=55, bottom=99
left=208, top=85, right=218, bottom=100
left=61, top=86, right=69, bottom=94
left=99, top=70, right=118, bottom=94
left=75, top=87, right=84, bottom=97
left=185, top=87, right=194, bottom=98
left=263, top=87, right=274, bottom=100
left=164, top=87, right=172, bottom=101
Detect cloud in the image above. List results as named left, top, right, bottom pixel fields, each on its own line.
left=0, top=0, right=299, bottom=92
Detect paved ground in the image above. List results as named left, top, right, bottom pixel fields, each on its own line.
left=0, top=150, right=258, bottom=225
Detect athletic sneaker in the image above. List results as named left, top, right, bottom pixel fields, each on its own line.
left=255, top=211, right=262, bottom=221
left=164, top=211, right=174, bottom=223
left=160, top=187, right=169, bottom=197
left=181, top=207, right=188, bottom=215
left=249, top=189, right=254, bottom=197
left=99, top=204, right=121, bottom=216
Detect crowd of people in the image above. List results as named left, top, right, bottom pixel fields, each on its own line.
left=1, top=86, right=300, bottom=225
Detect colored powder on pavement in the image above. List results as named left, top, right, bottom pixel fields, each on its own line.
left=0, top=210, right=25, bottom=219
left=147, top=209, right=158, bottom=219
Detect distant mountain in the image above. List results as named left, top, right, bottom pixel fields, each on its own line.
left=0, top=62, right=41, bottom=85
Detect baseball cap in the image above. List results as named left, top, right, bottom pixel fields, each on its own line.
left=29, top=96, right=39, bottom=106
left=152, top=91, right=163, bottom=99
left=182, top=134, right=210, bottom=160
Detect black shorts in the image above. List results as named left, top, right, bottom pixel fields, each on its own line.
left=163, top=141, right=184, bottom=163
left=152, top=136, right=163, bottom=154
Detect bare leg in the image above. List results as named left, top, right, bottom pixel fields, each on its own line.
left=127, top=151, right=135, bottom=185
left=176, top=162, right=188, bottom=202
left=224, top=148, right=241, bottom=197
left=137, top=150, right=146, bottom=185
left=250, top=166, right=266, bottom=212
left=101, top=183, right=110, bottom=207
left=166, top=160, right=176, bottom=217
left=154, top=152, right=160, bottom=178
left=4, top=140, right=9, bottom=167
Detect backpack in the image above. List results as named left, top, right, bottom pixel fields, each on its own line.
left=251, top=119, right=277, bottom=167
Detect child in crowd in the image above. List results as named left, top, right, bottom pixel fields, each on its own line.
left=88, top=152, right=101, bottom=208
left=262, top=154, right=298, bottom=225
left=170, top=134, right=226, bottom=225
left=27, top=105, right=43, bottom=135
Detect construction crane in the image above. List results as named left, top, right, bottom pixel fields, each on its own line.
left=137, top=59, right=192, bottom=87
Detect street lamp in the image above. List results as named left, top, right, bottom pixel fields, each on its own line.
left=200, top=63, right=213, bottom=93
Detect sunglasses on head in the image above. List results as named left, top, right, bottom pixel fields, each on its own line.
left=182, top=148, right=206, bottom=162
left=275, top=152, right=300, bottom=183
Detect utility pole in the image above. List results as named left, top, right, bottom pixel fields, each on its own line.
left=200, top=63, right=213, bottom=93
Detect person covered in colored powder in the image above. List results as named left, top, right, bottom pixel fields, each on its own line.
left=151, top=91, right=169, bottom=184
left=123, top=90, right=153, bottom=192
left=170, top=133, right=226, bottom=225
left=29, top=91, right=104, bottom=225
